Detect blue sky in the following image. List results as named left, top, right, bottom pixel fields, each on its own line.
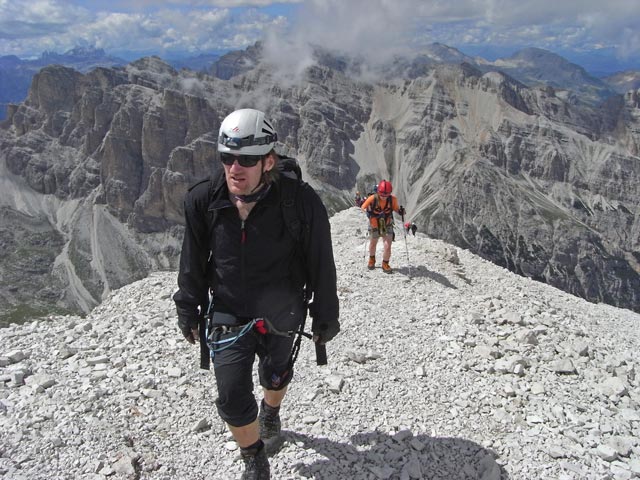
left=0, top=0, right=638, bottom=72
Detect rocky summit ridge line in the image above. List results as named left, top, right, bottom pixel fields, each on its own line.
left=1, top=208, right=639, bottom=479
left=0, top=43, right=639, bottom=324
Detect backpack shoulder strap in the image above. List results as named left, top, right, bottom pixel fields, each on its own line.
left=205, top=170, right=226, bottom=240
left=279, top=176, right=313, bottom=368
left=280, top=175, right=304, bottom=243
left=385, top=196, right=392, bottom=213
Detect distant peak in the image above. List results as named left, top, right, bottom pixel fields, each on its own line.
left=64, top=46, right=106, bottom=57
left=510, top=47, right=566, bottom=61
left=40, top=46, right=108, bottom=60
left=128, top=55, right=176, bottom=75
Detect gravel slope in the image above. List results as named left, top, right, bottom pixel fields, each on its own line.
left=1, top=207, right=639, bottom=480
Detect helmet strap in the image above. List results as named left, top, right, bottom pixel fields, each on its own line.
left=231, top=184, right=271, bottom=204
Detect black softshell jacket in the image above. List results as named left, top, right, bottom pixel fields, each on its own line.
left=173, top=174, right=339, bottom=335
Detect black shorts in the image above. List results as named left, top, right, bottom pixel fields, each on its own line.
left=211, top=301, right=303, bottom=427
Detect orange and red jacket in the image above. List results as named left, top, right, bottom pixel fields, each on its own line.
left=361, top=194, right=400, bottom=228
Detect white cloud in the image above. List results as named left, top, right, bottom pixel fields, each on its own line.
left=0, top=0, right=637, bottom=66
left=190, top=0, right=302, bottom=6
left=125, top=0, right=299, bottom=5
left=423, top=0, right=640, bottom=55
left=0, top=1, right=285, bottom=57
left=0, top=0, right=88, bottom=39
left=285, top=0, right=639, bottom=58
left=619, top=28, right=640, bottom=59
left=264, top=0, right=418, bottom=69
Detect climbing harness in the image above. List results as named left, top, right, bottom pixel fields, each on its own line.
left=204, top=300, right=318, bottom=365
left=366, top=194, right=393, bottom=237
left=206, top=320, right=257, bottom=358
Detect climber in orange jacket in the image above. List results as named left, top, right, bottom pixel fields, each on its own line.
left=360, top=179, right=405, bottom=273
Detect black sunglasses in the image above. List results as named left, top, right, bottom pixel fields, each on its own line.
left=219, top=153, right=264, bottom=167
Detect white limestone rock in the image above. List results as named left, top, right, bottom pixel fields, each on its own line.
left=24, top=374, right=55, bottom=390
left=4, top=350, right=26, bottom=364
left=326, top=374, right=344, bottom=393
left=550, top=358, right=577, bottom=374
left=598, top=377, right=628, bottom=397
left=596, top=444, right=618, bottom=461
left=1, top=217, right=639, bottom=480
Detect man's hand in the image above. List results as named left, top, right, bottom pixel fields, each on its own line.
left=312, top=321, right=340, bottom=344
left=183, top=327, right=199, bottom=344
left=178, top=316, right=200, bottom=344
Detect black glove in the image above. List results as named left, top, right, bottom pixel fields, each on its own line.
left=177, top=316, right=200, bottom=343
left=312, top=320, right=340, bottom=344
left=398, top=206, right=406, bottom=216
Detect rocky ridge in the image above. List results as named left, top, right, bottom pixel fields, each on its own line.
left=0, top=47, right=126, bottom=121
left=1, top=43, right=639, bottom=325
left=1, top=208, right=639, bottom=480
left=604, top=72, right=640, bottom=95
left=489, top=48, right=616, bottom=104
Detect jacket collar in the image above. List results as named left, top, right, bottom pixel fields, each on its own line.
left=208, top=174, right=279, bottom=212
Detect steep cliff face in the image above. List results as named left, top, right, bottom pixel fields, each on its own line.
left=0, top=57, right=369, bottom=322
left=1, top=49, right=639, bottom=322
left=0, top=61, right=225, bottom=321
left=352, top=66, right=640, bottom=311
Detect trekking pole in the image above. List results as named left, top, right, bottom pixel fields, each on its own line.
left=315, top=342, right=327, bottom=365
left=362, top=211, right=370, bottom=271
left=401, top=210, right=411, bottom=277
left=363, top=233, right=367, bottom=268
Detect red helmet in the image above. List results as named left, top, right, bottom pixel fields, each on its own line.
left=378, top=179, right=392, bottom=196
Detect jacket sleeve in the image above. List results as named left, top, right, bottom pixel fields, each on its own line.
left=302, top=185, right=340, bottom=335
left=361, top=195, right=373, bottom=212
left=173, top=182, right=211, bottom=332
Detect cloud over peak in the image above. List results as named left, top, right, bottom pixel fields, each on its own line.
left=0, top=0, right=637, bottom=69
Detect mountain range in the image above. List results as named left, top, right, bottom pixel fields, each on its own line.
left=2, top=43, right=639, bottom=122
left=0, top=47, right=127, bottom=120
left=0, top=47, right=225, bottom=121
left=0, top=42, right=639, bottom=324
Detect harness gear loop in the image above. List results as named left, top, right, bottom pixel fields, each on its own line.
left=206, top=319, right=257, bottom=360
left=378, top=216, right=387, bottom=236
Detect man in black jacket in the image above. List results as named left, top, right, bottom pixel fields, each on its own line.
left=173, top=108, right=340, bottom=479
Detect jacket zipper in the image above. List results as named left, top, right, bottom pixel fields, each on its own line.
left=240, top=219, right=246, bottom=302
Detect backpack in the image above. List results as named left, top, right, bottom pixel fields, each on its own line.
left=198, top=155, right=310, bottom=369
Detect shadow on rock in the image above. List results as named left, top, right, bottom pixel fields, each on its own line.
left=395, top=265, right=458, bottom=289
left=285, top=430, right=509, bottom=479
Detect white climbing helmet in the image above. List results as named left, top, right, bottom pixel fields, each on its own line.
left=217, top=108, right=278, bottom=156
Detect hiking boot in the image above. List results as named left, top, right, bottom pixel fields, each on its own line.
left=367, top=256, right=376, bottom=270
left=382, top=260, right=392, bottom=273
left=241, top=443, right=270, bottom=480
left=259, top=400, right=281, bottom=440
